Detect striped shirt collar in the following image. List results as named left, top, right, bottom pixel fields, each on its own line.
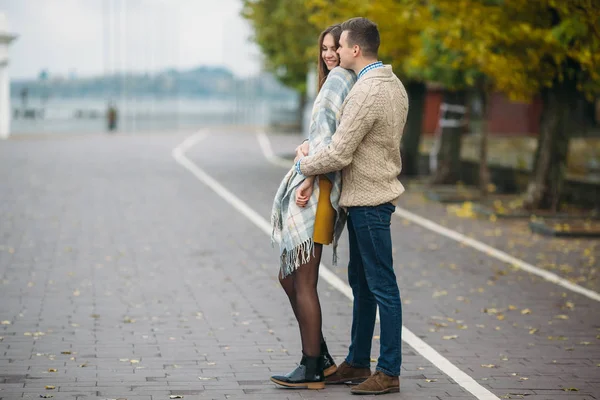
left=357, top=61, right=383, bottom=79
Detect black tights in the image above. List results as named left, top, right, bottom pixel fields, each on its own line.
left=279, top=243, right=323, bottom=357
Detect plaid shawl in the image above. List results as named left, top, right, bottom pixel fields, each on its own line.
left=271, top=67, right=356, bottom=278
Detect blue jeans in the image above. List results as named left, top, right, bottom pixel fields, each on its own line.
left=345, top=203, right=402, bottom=376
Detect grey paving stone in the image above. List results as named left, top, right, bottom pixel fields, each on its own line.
left=1, top=131, right=599, bottom=400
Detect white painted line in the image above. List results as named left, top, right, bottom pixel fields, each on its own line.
left=401, top=328, right=497, bottom=398
left=174, top=132, right=499, bottom=400
left=394, top=208, right=600, bottom=302
left=173, top=131, right=272, bottom=236
left=256, top=132, right=600, bottom=303
left=256, top=131, right=294, bottom=168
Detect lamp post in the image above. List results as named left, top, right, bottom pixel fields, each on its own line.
left=0, top=12, right=17, bottom=139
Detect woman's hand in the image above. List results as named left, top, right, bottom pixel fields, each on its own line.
left=294, top=140, right=309, bottom=163
left=296, top=177, right=314, bottom=207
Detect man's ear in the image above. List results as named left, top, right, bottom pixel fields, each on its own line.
left=353, top=45, right=359, bottom=56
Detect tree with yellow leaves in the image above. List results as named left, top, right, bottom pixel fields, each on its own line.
left=241, top=0, right=319, bottom=128
left=429, top=0, right=600, bottom=210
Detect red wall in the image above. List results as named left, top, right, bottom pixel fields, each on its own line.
left=487, top=92, right=542, bottom=135
left=421, top=90, right=542, bottom=136
left=422, top=90, right=443, bottom=134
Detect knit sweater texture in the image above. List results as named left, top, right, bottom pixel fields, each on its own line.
left=299, top=65, right=409, bottom=207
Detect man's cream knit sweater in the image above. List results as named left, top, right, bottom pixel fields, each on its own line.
left=299, top=65, right=408, bottom=207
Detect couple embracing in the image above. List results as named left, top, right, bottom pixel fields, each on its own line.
left=270, top=17, right=409, bottom=395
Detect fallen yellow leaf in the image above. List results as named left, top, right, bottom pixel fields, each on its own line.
left=529, top=328, right=538, bottom=335
left=48, top=368, right=57, bottom=372
left=565, top=301, right=575, bottom=309
left=425, top=379, right=437, bottom=382
left=521, top=309, right=531, bottom=315
left=554, top=315, right=569, bottom=320
left=481, top=364, right=496, bottom=368
left=1, top=320, right=11, bottom=325
left=508, top=305, right=517, bottom=311
left=563, top=388, right=579, bottom=392
left=443, top=335, right=458, bottom=340
left=45, top=385, right=55, bottom=390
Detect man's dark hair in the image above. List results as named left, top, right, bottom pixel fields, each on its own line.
left=340, top=17, right=380, bottom=58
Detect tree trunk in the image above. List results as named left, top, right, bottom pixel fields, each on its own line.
left=523, top=82, right=575, bottom=211
left=401, top=81, right=427, bottom=176
left=478, top=88, right=491, bottom=198
left=430, top=90, right=467, bottom=184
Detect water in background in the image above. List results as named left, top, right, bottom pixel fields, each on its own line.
left=11, top=95, right=299, bottom=134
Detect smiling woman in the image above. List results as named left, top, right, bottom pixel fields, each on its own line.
left=317, top=25, right=341, bottom=91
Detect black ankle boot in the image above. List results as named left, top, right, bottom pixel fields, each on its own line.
left=320, top=340, right=337, bottom=377
left=270, top=354, right=324, bottom=389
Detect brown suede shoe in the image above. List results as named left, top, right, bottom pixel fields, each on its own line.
left=350, top=371, right=399, bottom=395
left=324, top=361, right=371, bottom=385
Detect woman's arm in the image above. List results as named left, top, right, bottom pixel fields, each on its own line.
left=296, top=176, right=315, bottom=207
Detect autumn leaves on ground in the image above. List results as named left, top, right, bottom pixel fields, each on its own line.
left=398, top=189, right=599, bottom=293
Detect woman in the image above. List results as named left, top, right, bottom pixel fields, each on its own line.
left=270, top=24, right=356, bottom=390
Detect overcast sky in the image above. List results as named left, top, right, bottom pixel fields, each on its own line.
left=0, top=0, right=262, bottom=80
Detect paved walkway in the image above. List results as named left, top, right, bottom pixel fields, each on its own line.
left=0, top=129, right=598, bottom=399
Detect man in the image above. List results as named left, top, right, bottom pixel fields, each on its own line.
left=294, top=17, right=408, bottom=395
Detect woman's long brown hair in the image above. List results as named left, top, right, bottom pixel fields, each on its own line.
left=317, top=24, right=342, bottom=92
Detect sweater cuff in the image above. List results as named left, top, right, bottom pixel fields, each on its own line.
left=294, top=157, right=305, bottom=177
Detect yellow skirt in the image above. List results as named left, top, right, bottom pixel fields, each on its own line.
left=313, top=176, right=335, bottom=245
